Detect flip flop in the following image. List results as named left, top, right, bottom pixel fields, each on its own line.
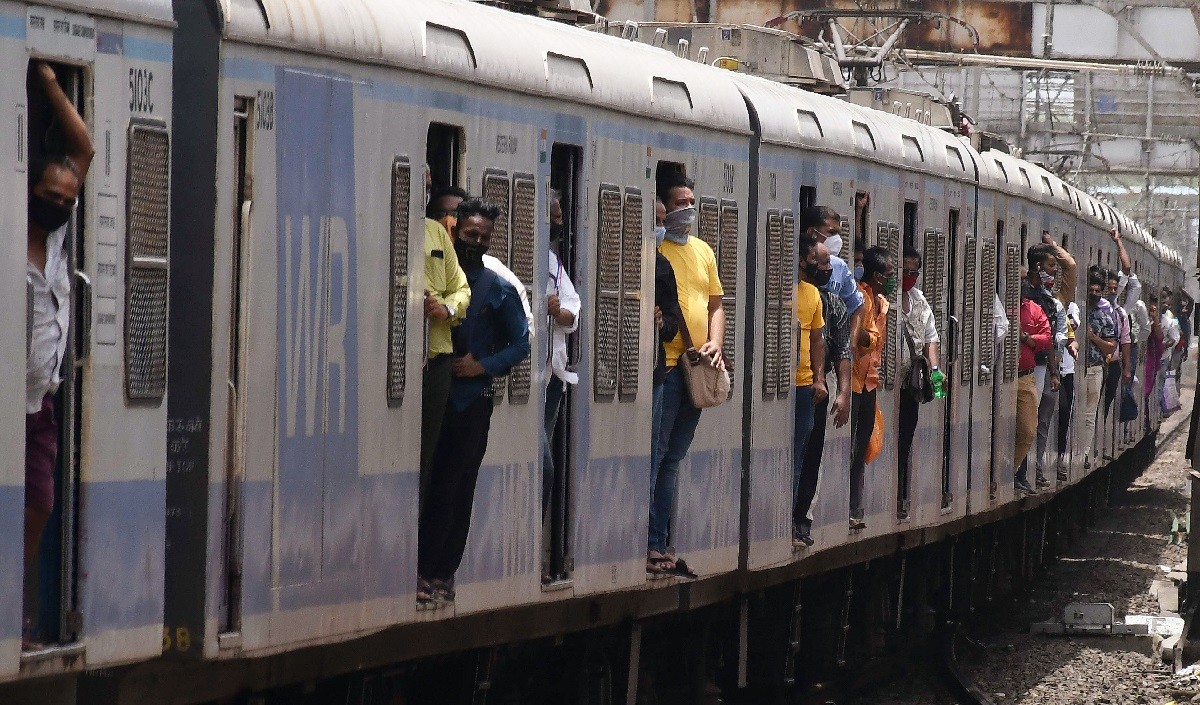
left=667, top=557, right=698, bottom=579
left=646, top=552, right=675, bottom=575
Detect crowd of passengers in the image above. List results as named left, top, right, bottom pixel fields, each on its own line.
left=415, top=165, right=1198, bottom=603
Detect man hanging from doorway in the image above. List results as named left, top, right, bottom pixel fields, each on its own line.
left=896, top=246, right=941, bottom=520
left=25, top=61, right=94, bottom=650
left=417, top=199, right=530, bottom=605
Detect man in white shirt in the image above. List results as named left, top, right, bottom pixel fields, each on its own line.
left=25, top=61, right=94, bottom=648
left=542, top=191, right=580, bottom=525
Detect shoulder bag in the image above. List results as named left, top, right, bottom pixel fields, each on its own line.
left=901, top=324, right=934, bottom=404
left=676, top=316, right=730, bottom=409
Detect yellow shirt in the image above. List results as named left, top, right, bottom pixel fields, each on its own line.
left=424, top=218, right=471, bottom=356
left=794, top=281, right=825, bottom=387
left=660, top=236, right=724, bottom=367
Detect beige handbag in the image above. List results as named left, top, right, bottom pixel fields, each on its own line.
left=676, top=317, right=730, bottom=409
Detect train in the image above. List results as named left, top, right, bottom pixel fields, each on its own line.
left=0, top=0, right=1186, bottom=702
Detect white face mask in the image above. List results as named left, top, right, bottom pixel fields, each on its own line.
left=654, top=225, right=667, bottom=246
left=824, top=234, right=843, bottom=259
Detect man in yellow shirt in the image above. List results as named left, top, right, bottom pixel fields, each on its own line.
left=421, top=217, right=471, bottom=507
left=792, top=234, right=826, bottom=543
left=647, top=176, right=725, bottom=578
left=848, top=246, right=895, bottom=529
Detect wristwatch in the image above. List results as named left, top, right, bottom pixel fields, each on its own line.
left=445, top=303, right=456, bottom=318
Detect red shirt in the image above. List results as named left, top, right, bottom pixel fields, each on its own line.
left=1019, top=297, right=1052, bottom=371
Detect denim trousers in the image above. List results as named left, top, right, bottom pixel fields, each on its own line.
left=648, top=368, right=702, bottom=554
left=791, top=385, right=815, bottom=527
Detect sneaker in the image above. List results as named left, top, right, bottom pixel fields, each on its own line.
left=1015, top=481, right=1035, bottom=496
left=897, top=507, right=909, bottom=521
left=1056, top=470, right=1069, bottom=482
left=1035, top=476, right=1051, bottom=489
left=849, top=516, right=866, bottom=530
left=792, top=526, right=814, bottom=548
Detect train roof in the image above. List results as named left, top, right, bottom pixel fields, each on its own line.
left=731, top=71, right=984, bottom=183
left=219, top=0, right=751, bottom=135
left=39, top=0, right=172, bottom=25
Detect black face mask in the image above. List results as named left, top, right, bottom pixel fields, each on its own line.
left=811, top=267, right=833, bottom=288
left=29, top=194, right=72, bottom=233
left=549, top=223, right=566, bottom=243
left=454, top=237, right=488, bottom=271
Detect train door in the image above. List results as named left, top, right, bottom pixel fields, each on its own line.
left=989, top=216, right=1009, bottom=500
left=544, top=143, right=582, bottom=586
left=218, top=97, right=254, bottom=638
left=24, top=60, right=86, bottom=650
left=942, top=208, right=961, bottom=509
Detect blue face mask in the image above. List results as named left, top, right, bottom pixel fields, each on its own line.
left=654, top=225, right=667, bottom=246
left=854, top=265, right=865, bottom=281
left=663, top=206, right=695, bottom=245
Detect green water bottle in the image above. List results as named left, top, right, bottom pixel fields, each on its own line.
left=931, top=367, right=946, bottom=399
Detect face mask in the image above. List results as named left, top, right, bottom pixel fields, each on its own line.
left=853, top=265, right=864, bottom=281
left=29, top=194, right=73, bottom=233
left=1088, top=293, right=1101, bottom=307
left=902, top=274, right=918, bottom=292
left=453, top=237, right=488, bottom=271
left=824, top=234, right=843, bottom=258
left=812, top=268, right=833, bottom=288
left=663, top=206, right=696, bottom=244
left=882, top=274, right=898, bottom=297
left=1039, top=270, right=1054, bottom=289
left=654, top=226, right=667, bottom=246
left=549, top=223, right=566, bottom=243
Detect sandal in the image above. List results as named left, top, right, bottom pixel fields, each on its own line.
left=668, top=557, right=698, bottom=579
left=646, top=551, right=675, bottom=575
left=430, top=579, right=455, bottom=602
left=416, top=577, right=440, bottom=607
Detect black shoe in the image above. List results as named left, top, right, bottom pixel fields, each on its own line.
left=1015, top=482, right=1035, bottom=496
left=849, top=517, right=866, bottom=530
left=1056, top=470, right=1068, bottom=482
left=1035, top=476, right=1051, bottom=489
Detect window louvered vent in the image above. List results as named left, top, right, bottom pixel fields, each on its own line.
left=506, top=176, right=537, bottom=404
left=386, top=157, right=411, bottom=404
left=125, top=123, right=170, bottom=401
left=1002, top=243, right=1021, bottom=383
left=961, top=235, right=978, bottom=386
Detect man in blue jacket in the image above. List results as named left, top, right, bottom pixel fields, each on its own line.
left=417, top=198, right=530, bottom=604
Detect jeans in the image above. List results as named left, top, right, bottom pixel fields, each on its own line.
left=1083, top=366, right=1104, bottom=462
left=648, top=368, right=702, bottom=554
left=795, top=394, right=829, bottom=535
left=791, top=386, right=815, bottom=529
left=1055, top=373, right=1075, bottom=458
left=541, top=377, right=565, bottom=516
left=420, top=355, right=453, bottom=511
left=1034, top=374, right=1058, bottom=478
left=848, top=389, right=877, bottom=520
left=897, top=394, right=920, bottom=508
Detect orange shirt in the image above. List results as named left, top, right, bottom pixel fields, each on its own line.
left=852, top=282, right=888, bottom=393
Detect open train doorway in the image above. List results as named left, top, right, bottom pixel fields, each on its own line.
left=942, top=209, right=961, bottom=509
left=24, top=59, right=88, bottom=649
left=543, top=144, right=582, bottom=586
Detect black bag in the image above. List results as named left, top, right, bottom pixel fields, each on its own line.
left=901, top=326, right=934, bottom=404
left=1119, top=381, right=1138, bottom=423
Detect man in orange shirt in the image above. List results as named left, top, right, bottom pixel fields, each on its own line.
left=848, top=246, right=894, bottom=529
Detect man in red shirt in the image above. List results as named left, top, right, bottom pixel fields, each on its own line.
left=1015, top=292, right=1052, bottom=494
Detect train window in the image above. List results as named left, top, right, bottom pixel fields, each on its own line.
left=881, top=222, right=901, bottom=390
left=593, top=185, right=622, bottom=399
left=387, top=157, right=411, bottom=405
left=901, top=135, right=923, bottom=162
left=945, top=146, right=965, bottom=172
left=903, top=201, right=918, bottom=250
left=1019, top=223, right=1028, bottom=259
left=855, top=191, right=870, bottom=249
left=851, top=121, right=876, bottom=150
left=482, top=170, right=511, bottom=402
left=426, top=123, right=464, bottom=194
left=777, top=209, right=795, bottom=398
left=507, top=175, right=537, bottom=404
left=697, top=197, right=720, bottom=253
left=1018, top=167, right=1032, bottom=188
left=1060, top=184, right=1071, bottom=202
left=798, top=185, right=816, bottom=211
left=719, top=199, right=740, bottom=395
left=1039, top=175, right=1052, bottom=196
left=126, top=121, right=171, bottom=400
left=796, top=110, right=823, bottom=140
left=961, top=233, right=978, bottom=386
left=619, top=189, right=642, bottom=401
left=763, top=210, right=781, bottom=399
